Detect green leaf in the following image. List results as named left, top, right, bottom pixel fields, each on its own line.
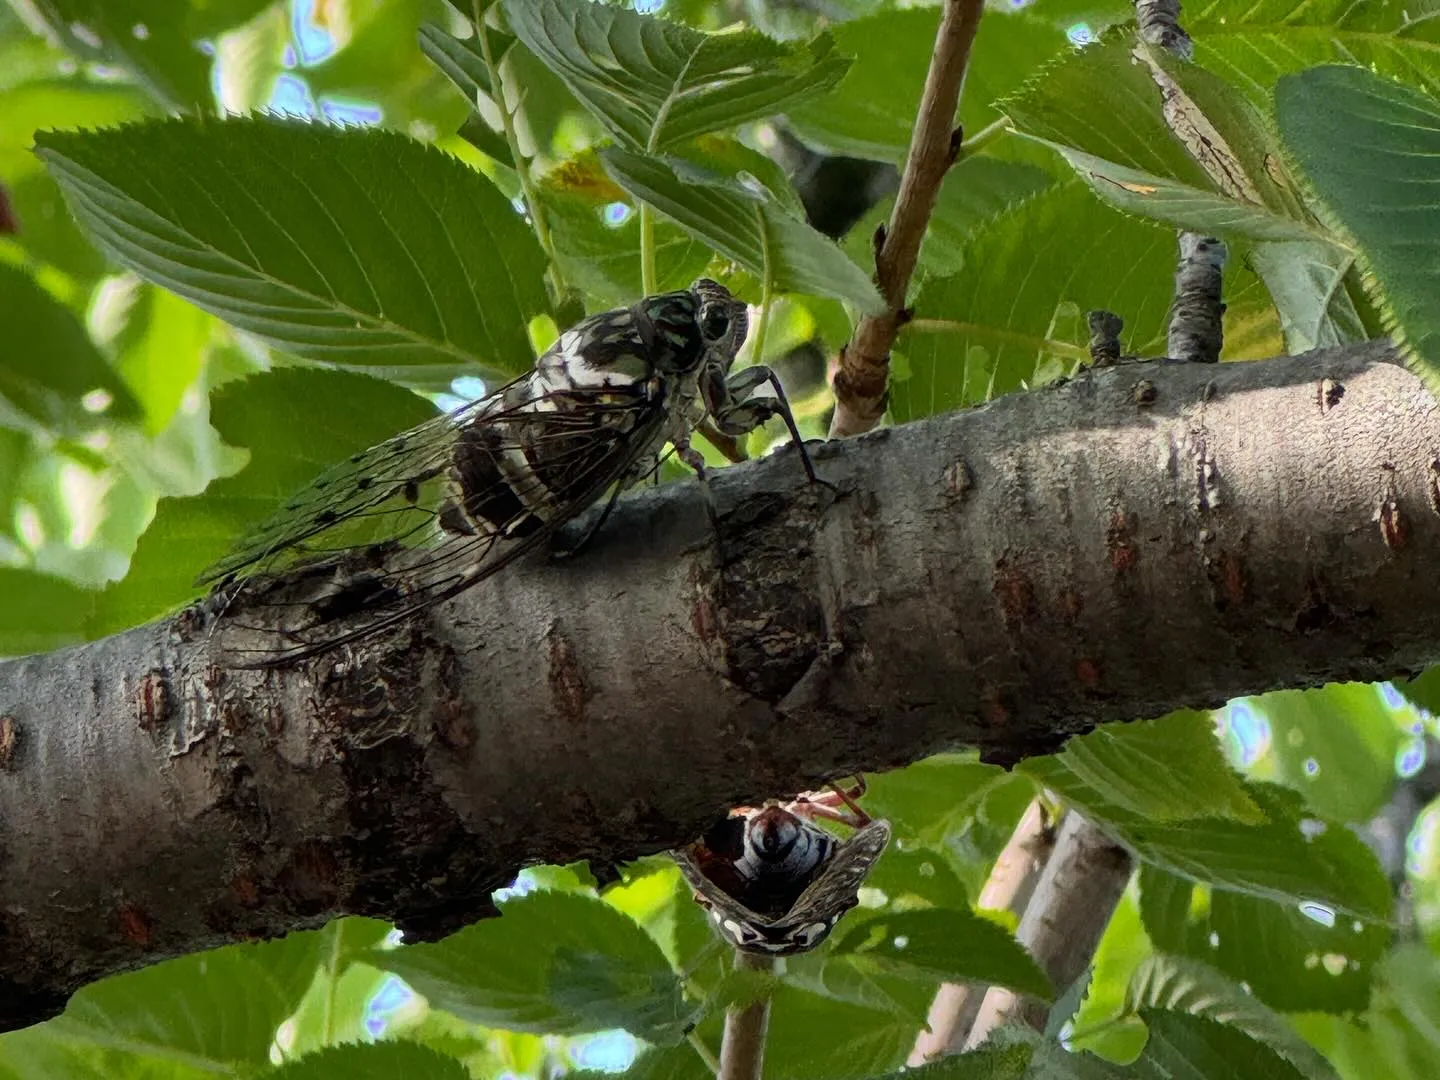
left=1396, top=667, right=1440, bottom=715
left=1275, top=65, right=1440, bottom=394
left=600, top=146, right=883, bottom=311
left=0, top=262, right=140, bottom=434
left=1198, top=884, right=1388, bottom=1013
left=862, top=757, right=1015, bottom=844
left=1003, top=40, right=1215, bottom=195
left=1137, top=865, right=1195, bottom=955
left=502, top=0, right=848, bottom=151
left=611, top=1041, right=711, bottom=1080
left=0, top=568, right=95, bottom=656
left=269, top=1041, right=471, bottom=1080
left=1135, top=1010, right=1307, bottom=1080
left=37, top=116, right=549, bottom=377
left=369, top=890, right=691, bottom=1044
left=1247, top=240, right=1367, bottom=353
left=88, top=368, right=436, bottom=638
left=1296, top=945, right=1440, bottom=1080
left=284, top=918, right=397, bottom=1055
left=1037, top=142, right=1320, bottom=243
left=1096, top=784, right=1393, bottom=921
left=1021, top=712, right=1263, bottom=825
left=829, top=908, right=1054, bottom=1000
left=540, top=151, right=716, bottom=307
left=418, top=21, right=497, bottom=110
left=0, top=934, right=325, bottom=1078
left=762, top=985, right=914, bottom=1080
left=17, top=0, right=217, bottom=110
left=1126, top=954, right=1340, bottom=1079
left=864, top=1043, right=1034, bottom=1080
left=841, top=156, right=1056, bottom=289
left=1239, top=685, right=1403, bottom=823
left=863, top=845, right=973, bottom=912
left=0, top=78, right=151, bottom=279
left=102, top=279, right=214, bottom=433
left=1190, top=1, right=1440, bottom=110
left=297, top=0, right=472, bottom=138
left=1003, top=39, right=1325, bottom=243
left=893, top=183, right=1176, bottom=420
left=788, top=6, right=1069, bottom=164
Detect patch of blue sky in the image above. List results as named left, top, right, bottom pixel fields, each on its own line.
left=269, top=73, right=317, bottom=118
left=364, top=975, right=416, bottom=1038
left=291, top=0, right=337, bottom=66
left=570, top=1030, right=639, bottom=1072
left=322, top=98, right=383, bottom=126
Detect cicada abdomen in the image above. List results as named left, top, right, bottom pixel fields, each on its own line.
left=673, top=783, right=891, bottom=956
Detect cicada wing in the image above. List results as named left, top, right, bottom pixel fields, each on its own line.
left=203, top=377, right=666, bottom=665
left=197, top=377, right=525, bottom=588
left=672, top=846, right=780, bottom=954
left=761, top=818, right=891, bottom=954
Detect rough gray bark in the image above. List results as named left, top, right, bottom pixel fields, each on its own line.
left=1, top=341, right=1438, bottom=1031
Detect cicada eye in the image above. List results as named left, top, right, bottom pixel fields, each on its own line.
left=698, top=301, right=732, bottom=343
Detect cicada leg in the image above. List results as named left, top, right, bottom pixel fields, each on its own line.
left=788, top=776, right=871, bottom=830
left=705, top=364, right=819, bottom=484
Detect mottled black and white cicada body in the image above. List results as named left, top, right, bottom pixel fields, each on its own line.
left=673, top=785, right=891, bottom=956
left=200, top=279, right=813, bottom=664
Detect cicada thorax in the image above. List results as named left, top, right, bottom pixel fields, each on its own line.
left=439, top=290, right=719, bottom=541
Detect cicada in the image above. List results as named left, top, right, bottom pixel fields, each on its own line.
left=672, top=781, right=891, bottom=956
left=200, top=279, right=813, bottom=663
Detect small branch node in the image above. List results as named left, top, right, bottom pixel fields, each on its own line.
left=1086, top=310, right=1124, bottom=366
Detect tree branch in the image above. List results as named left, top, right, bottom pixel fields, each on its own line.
left=963, top=814, right=1134, bottom=1046
left=1, top=341, right=1437, bottom=1030
left=719, top=952, right=775, bottom=1080
left=909, top=799, right=1053, bottom=1063
left=829, top=0, right=985, bottom=438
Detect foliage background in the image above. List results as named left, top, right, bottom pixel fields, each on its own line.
left=2, top=0, right=1440, bottom=1077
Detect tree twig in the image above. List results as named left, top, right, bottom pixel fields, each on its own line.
left=1168, top=234, right=1226, bottom=363
left=829, top=0, right=986, bottom=438
left=964, top=814, right=1133, bottom=1046
left=908, top=799, right=1055, bottom=1063
left=719, top=952, right=776, bottom=1080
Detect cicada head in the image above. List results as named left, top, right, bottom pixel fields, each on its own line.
left=691, top=277, right=749, bottom=367
left=674, top=799, right=891, bottom=956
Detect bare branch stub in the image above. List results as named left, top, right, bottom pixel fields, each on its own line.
left=829, top=0, right=986, bottom=439
left=1087, top=310, right=1125, bottom=366
left=1135, top=0, right=1193, bottom=59
left=1168, top=234, right=1227, bottom=364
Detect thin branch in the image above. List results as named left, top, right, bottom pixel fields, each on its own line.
left=964, top=814, right=1133, bottom=1045
left=908, top=799, right=1054, bottom=1064
left=1168, top=234, right=1227, bottom=363
left=829, top=0, right=986, bottom=438
left=1135, top=0, right=1193, bottom=58
left=474, top=0, right=561, bottom=293
left=719, top=952, right=775, bottom=1080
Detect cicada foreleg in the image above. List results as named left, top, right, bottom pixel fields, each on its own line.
left=703, top=364, right=819, bottom=483
left=790, top=776, right=872, bottom=830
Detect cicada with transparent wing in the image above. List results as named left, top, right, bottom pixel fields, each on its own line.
left=672, top=780, right=891, bottom=956
left=200, top=279, right=815, bottom=665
